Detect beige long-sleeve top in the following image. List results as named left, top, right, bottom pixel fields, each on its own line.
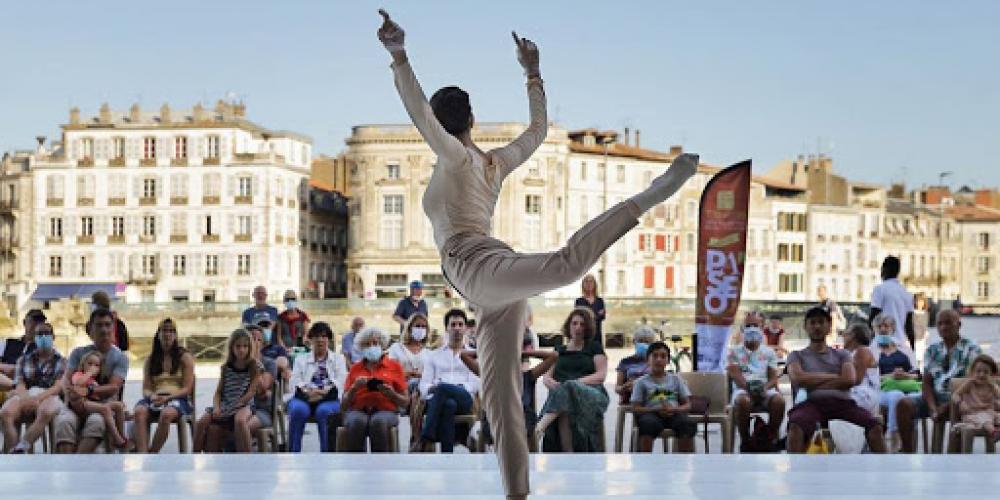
left=391, top=60, right=547, bottom=250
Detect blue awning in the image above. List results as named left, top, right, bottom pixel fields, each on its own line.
left=30, top=283, right=121, bottom=301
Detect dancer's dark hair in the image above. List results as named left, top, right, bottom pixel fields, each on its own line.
left=430, top=86, right=472, bottom=136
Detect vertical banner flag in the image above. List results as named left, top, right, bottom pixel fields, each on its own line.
left=695, top=160, right=751, bottom=372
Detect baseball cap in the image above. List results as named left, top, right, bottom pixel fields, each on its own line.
left=252, top=311, right=275, bottom=327
left=25, top=309, right=47, bottom=322
left=410, top=280, right=424, bottom=289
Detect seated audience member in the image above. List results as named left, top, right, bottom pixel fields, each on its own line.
left=252, top=312, right=290, bottom=383
left=873, top=313, right=920, bottom=451
left=459, top=331, right=558, bottom=448
left=53, top=309, right=129, bottom=454
left=133, top=318, right=195, bottom=453
left=614, top=326, right=655, bottom=404
left=538, top=307, right=609, bottom=452
left=412, top=309, right=481, bottom=453
left=763, top=314, right=787, bottom=358
left=278, top=289, right=311, bottom=349
left=896, top=309, right=982, bottom=453
left=193, top=329, right=260, bottom=452
left=387, top=313, right=432, bottom=441
left=0, top=322, right=66, bottom=453
left=630, top=341, right=697, bottom=452
left=235, top=323, right=277, bottom=453
left=287, top=322, right=347, bottom=452
left=341, top=326, right=409, bottom=452
left=0, top=309, right=48, bottom=393
left=842, top=323, right=881, bottom=417
left=785, top=306, right=885, bottom=453
left=726, top=323, right=784, bottom=451
left=951, top=354, right=1000, bottom=442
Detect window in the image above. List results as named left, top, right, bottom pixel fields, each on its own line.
left=779, top=273, right=802, bottom=293
left=205, top=255, right=220, bottom=276
left=643, top=266, right=654, bottom=289
left=46, top=175, right=64, bottom=201
left=170, top=174, right=188, bottom=198
left=112, top=137, right=125, bottom=159
left=49, top=218, right=63, bottom=237
left=80, top=138, right=94, bottom=159
left=978, top=281, right=991, bottom=300
left=141, top=255, right=157, bottom=276
left=205, top=215, right=214, bottom=235
left=206, top=135, right=220, bottom=159
left=174, top=137, right=187, bottom=159
left=978, top=232, right=991, bottom=250
left=525, top=195, right=542, bottom=214
left=580, top=162, right=588, bottom=181
left=616, top=165, right=626, bottom=183
left=142, top=216, right=157, bottom=237
left=977, top=256, right=991, bottom=274
left=237, top=215, right=252, bottom=236
left=777, top=212, right=807, bottom=232
left=597, top=163, right=606, bottom=182
left=237, top=255, right=251, bottom=276
left=77, top=175, right=95, bottom=200
left=380, top=194, right=404, bottom=249
left=655, top=234, right=667, bottom=251
left=237, top=176, right=253, bottom=198
left=81, top=217, right=94, bottom=236
left=777, top=243, right=804, bottom=262
left=143, top=137, right=156, bottom=159
left=79, top=255, right=89, bottom=277
left=387, top=162, right=400, bottom=180
left=174, top=255, right=187, bottom=276
left=686, top=200, right=697, bottom=222
left=665, top=266, right=675, bottom=289
left=170, top=214, right=187, bottom=236
left=49, top=256, right=62, bottom=277
left=686, top=233, right=695, bottom=252
left=112, top=217, right=125, bottom=237
left=617, top=270, right=627, bottom=295
left=143, top=178, right=157, bottom=199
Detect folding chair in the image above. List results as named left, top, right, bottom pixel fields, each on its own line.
left=679, top=372, right=733, bottom=453
left=144, top=389, right=196, bottom=453
left=411, top=391, right=482, bottom=452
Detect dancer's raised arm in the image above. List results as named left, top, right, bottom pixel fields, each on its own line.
left=490, top=32, right=548, bottom=186
left=378, top=10, right=466, bottom=162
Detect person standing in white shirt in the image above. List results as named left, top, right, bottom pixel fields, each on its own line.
left=870, top=256, right=916, bottom=366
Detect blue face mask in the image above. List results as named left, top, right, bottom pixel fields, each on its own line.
left=34, top=335, right=54, bottom=351
left=635, top=342, right=649, bottom=357
left=262, top=328, right=273, bottom=344
left=743, top=326, right=764, bottom=344
left=285, top=300, right=297, bottom=311
left=363, top=345, right=383, bottom=362
left=874, top=335, right=895, bottom=348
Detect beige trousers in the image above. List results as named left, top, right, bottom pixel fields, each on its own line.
left=441, top=201, right=639, bottom=496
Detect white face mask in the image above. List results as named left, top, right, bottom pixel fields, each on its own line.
left=411, top=327, right=427, bottom=341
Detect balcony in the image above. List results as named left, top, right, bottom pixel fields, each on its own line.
left=286, top=236, right=297, bottom=245
left=46, top=198, right=63, bottom=207
left=235, top=234, right=252, bottom=243
left=77, top=158, right=94, bottom=168
left=0, top=199, right=15, bottom=211
left=234, top=195, right=253, bottom=205
left=202, top=234, right=220, bottom=243
left=140, top=158, right=157, bottom=167
left=202, top=196, right=220, bottom=205
left=171, top=158, right=188, bottom=167
left=0, top=237, right=19, bottom=249
left=276, top=197, right=284, bottom=206
left=139, top=197, right=157, bottom=206
left=77, top=235, right=94, bottom=244
left=288, top=200, right=297, bottom=209
left=77, top=197, right=94, bottom=207
left=46, top=236, right=63, bottom=245
left=275, top=234, right=284, bottom=244
left=108, top=197, right=126, bottom=206
left=109, top=157, right=125, bottom=168
left=170, top=196, right=188, bottom=206
left=170, top=234, right=188, bottom=243
left=203, top=157, right=220, bottom=166
left=108, top=235, right=125, bottom=244
left=139, top=235, right=156, bottom=244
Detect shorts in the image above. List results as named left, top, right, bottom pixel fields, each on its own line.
left=636, top=412, right=698, bottom=438
left=255, top=408, right=273, bottom=429
left=731, top=388, right=781, bottom=409
left=136, top=396, right=193, bottom=417
left=787, top=397, right=880, bottom=434
left=53, top=404, right=107, bottom=446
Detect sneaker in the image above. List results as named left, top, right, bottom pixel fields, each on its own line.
left=10, top=440, right=29, bottom=454
left=888, top=432, right=902, bottom=454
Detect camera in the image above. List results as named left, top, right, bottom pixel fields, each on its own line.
left=367, top=378, right=385, bottom=391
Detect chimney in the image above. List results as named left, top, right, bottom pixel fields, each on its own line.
left=36, top=136, right=46, bottom=154
left=69, top=107, right=80, bottom=125
left=624, top=127, right=630, bottom=146
left=193, top=102, right=206, bottom=122
left=160, top=103, right=172, bottom=124
left=99, top=103, right=111, bottom=124
left=669, top=145, right=683, bottom=156
left=791, top=161, right=798, bottom=186
left=129, top=103, right=141, bottom=123
left=635, top=129, right=641, bottom=148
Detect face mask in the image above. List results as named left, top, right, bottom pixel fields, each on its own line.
left=35, top=335, right=54, bottom=350
left=89, top=303, right=98, bottom=312
left=874, top=335, right=895, bottom=348
left=635, top=342, right=649, bottom=357
left=411, top=327, right=427, bottom=341
left=363, top=345, right=383, bottom=362
left=743, top=326, right=764, bottom=344
left=262, top=329, right=273, bottom=343
left=285, top=300, right=297, bottom=310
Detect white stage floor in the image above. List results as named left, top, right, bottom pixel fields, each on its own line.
left=3, top=454, right=1000, bottom=499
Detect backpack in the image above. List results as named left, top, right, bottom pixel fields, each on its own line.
left=742, top=416, right=773, bottom=453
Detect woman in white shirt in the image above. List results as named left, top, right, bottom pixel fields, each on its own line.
left=287, top=322, right=347, bottom=452
left=388, top=313, right=432, bottom=440
left=378, top=10, right=695, bottom=499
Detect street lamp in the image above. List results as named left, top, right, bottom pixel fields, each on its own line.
left=937, top=171, right=952, bottom=304
left=600, top=134, right=614, bottom=294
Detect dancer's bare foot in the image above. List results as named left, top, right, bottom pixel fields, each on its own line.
left=630, top=153, right=698, bottom=213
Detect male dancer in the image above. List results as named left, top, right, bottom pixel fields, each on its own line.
left=378, top=10, right=697, bottom=498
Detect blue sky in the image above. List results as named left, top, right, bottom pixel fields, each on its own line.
left=2, top=0, right=998, bottom=188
